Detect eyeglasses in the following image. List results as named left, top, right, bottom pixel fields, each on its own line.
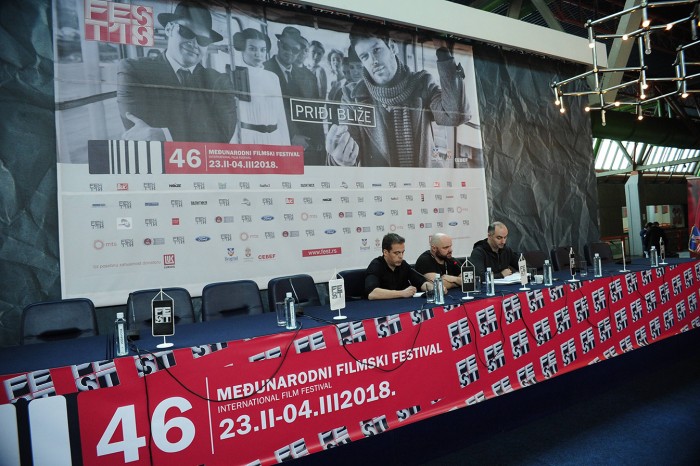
left=278, top=40, right=302, bottom=55
left=175, top=23, right=214, bottom=47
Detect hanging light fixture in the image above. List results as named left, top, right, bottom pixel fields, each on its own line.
left=551, top=0, right=699, bottom=119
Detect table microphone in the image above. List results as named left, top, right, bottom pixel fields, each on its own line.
left=288, top=278, right=304, bottom=316
left=127, top=299, right=140, bottom=341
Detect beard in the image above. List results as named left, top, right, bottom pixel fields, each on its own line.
left=434, top=250, right=451, bottom=262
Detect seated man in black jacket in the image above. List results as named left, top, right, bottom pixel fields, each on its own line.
left=468, top=221, right=520, bottom=279
left=415, top=233, right=463, bottom=290
left=645, top=222, right=669, bottom=256
left=365, top=233, right=430, bottom=300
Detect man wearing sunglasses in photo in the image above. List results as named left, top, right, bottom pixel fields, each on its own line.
left=264, top=26, right=326, bottom=166
left=117, top=1, right=236, bottom=143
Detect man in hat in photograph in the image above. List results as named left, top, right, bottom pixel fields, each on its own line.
left=117, top=1, right=236, bottom=142
left=264, top=26, right=326, bottom=165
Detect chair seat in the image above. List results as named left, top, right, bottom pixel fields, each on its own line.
left=126, top=287, right=196, bottom=330
left=338, top=268, right=366, bottom=301
left=551, top=246, right=577, bottom=271
left=267, top=274, right=321, bottom=312
left=201, top=280, right=264, bottom=321
left=584, top=241, right=614, bottom=264
left=21, top=298, right=99, bottom=345
left=523, top=250, right=548, bottom=271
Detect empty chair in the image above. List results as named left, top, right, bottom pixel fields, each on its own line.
left=126, top=287, right=196, bottom=330
left=267, top=274, right=321, bottom=312
left=584, top=241, right=614, bottom=264
left=21, top=298, right=99, bottom=345
left=201, top=280, right=264, bottom=321
left=522, top=250, right=548, bottom=271
left=550, top=246, right=577, bottom=271
left=338, top=268, right=366, bottom=301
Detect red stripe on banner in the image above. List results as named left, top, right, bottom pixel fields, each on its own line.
left=163, top=142, right=304, bottom=175
left=1, top=262, right=700, bottom=465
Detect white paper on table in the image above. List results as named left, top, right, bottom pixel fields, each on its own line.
left=494, top=272, right=523, bottom=285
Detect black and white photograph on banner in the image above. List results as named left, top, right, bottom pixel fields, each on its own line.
left=54, top=0, right=488, bottom=306
left=55, top=0, right=482, bottom=167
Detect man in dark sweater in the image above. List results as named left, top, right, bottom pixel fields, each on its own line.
left=468, top=221, right=520, bottom=279
left=365, top=233, right=429, bottom=300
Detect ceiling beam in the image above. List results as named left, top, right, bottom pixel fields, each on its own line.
left=530, top=0, right=565, bottom=31
left=508, top=0, right=524, bottom=19
left=291, top=0, right=607, bottom=66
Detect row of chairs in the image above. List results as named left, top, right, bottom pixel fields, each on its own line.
left=19, top=271, right=369, bottom=345
left=523, top=241, right=614, bottom=271
left=20, top=244, right=617, bottom=345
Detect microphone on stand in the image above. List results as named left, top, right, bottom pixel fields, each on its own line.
left=288, top=278, right=304, bottom=316
left=409, top=266, right=429, bottom=286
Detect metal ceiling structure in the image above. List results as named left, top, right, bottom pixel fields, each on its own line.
left=449, top=0, right=700, bottom=176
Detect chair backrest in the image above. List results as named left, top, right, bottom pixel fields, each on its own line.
left=551, top=246, right=576, bottom=271
left=21, top=298, right=98, bottom=345
left=522, top=250, right=548, bottom=271
left=584, top=241, right=614, bottom=264
left=201, top=280, right=264, bottom=321
left=338, top=269, right=366, bottom=301
left=126, top=287, right=196, bottom=330
left=267, top=274, right=321, bottom=312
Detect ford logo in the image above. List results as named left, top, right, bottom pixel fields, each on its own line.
left=195, top=236, right=211, bottom=242
left=325, top=229, right=336, bottom=234
left=261, top=216, right=274, bottom=221
left=374, top=211, right=385, bottom=216
left=449, top=221, right=459, bottom=226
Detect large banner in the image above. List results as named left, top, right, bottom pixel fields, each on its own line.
left=2, top=263, right=700, bottom=465
left=53, top=0, right=487, bottom=306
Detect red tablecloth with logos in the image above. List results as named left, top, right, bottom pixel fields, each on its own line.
left=2, top=262, right=700, bottom=465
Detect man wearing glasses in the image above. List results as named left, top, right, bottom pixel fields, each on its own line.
left=264, top=26, right=326, bottom=165
left=117, top=1, right=236, bottom=143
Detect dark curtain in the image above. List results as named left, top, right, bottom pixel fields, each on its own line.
left=473, top=44, right=600, bottom=256
left=0, top=0, right=59, bottom=347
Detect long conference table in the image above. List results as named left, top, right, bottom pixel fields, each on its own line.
left=1, top=259, right=699, bottom=465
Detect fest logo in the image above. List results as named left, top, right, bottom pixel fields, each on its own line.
left=84, top=0, right=154, bottom=46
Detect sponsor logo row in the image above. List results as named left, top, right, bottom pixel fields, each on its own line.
left=88, top=180, right=469, bottom=192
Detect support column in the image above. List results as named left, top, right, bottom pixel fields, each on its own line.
left=625, top=172, right=644, bottom=257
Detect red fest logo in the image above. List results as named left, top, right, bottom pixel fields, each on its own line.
left=84, top=0, right=154, bottom=47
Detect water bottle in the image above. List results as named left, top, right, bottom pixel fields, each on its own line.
left=115, top=312, right=128, bottom=357
left=434, top=274, right=445, bottom=305
left=485, top=267, right=495, bottom=296
left=659, top=238, right=666, bottom=263
left=593, top=253, right=602, bottom=277
left=284, top=292, right=296, bottom=330
left=650, top=246, right=659, bottom=268
left=543, top=259, right=553, bottom=286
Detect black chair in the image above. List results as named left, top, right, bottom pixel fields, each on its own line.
left=267, top=274, right=321, bottom=312
left=20, top=298, right=99, bottom=345
left=584, top=241, right=614, bottom=264
left=551, top=246, right=577, bottom=271
left=522, top=250, right=548, bottom=271
left=126, top=287, right=196, bottom=330
left=201, top=280, right=264, bottom=321
left=338, top=269, right=366, bottom=301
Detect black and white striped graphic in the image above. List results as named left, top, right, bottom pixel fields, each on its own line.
left=0, top=395, right=82, bottom=466
left=88, top=140, right=164, bottom=175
